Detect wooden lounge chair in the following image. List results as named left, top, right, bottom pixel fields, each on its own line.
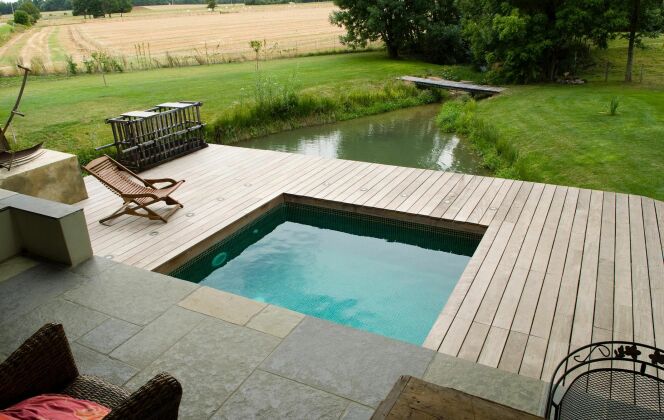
left=84, top=155, right=184, bottom=225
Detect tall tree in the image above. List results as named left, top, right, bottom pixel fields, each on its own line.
left=330, top=0, right=464, bottom=61
left=459, top=0, right=625, bottom=82
left=17, top=0, right=41, bottom=22
left=622, top=0, right=663, bottom=81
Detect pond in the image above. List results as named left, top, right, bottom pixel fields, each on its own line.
left=235, top=104, right=487, bottom=175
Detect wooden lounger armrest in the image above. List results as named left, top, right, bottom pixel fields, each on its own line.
left=121, top=193, right=160, bottom=200
left=143, top=178, right=182, bottom=188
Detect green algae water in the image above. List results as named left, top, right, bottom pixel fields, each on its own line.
left=236, top=104, right=487, bottom=174
left=172, top=203, right=481, bottom=345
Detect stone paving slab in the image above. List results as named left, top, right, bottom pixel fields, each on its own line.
left=261, top=317, right=435, bottom=408
left=126, top=317, right=281, bottom=419
left=0, top=263, right=87, bottom=325
left=0, top=255, right=39, bottom=283
left=212, top=370, right=350, bottom=419
left=68, top=255, right=117, bottom=278
left=78, top=318, right=142, bottom=355
left=0, top=260, right=550, bottom=418
left=0, top=298, right=108, bottom=355
left=71, top=343, right=139, bottom=386
left=246, top=305, right=305, bottom=338
left=424, top=353, right=547, bottom=415
left=111, top=306, right=206, bottom=369
left=179, top=286, right=266, bottom=326
left=341, top=402, right=375, bottom=420
left=64, top=262, right=197, bottom=325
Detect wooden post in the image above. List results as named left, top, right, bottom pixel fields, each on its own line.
left=604, top=61, right=610, bottom=82
left=639, top=64, right=644, bottom=83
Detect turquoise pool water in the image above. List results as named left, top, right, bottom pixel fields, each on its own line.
left=171, top=204, right=481, bottom=345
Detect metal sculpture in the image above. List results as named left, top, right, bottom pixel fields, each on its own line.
left=0, top=65, right=44, bottom=170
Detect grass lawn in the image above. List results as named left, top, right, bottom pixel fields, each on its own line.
left=0, top=52, right=443, bottom=158
left=469, top=38, right=664, bottom=200
left=0, top=23, right=11, bottom=45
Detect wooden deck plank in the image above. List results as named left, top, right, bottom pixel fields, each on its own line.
left=381, top=170, right=436, bottom=210
left=441, top=175, right=486, bottom=220
left=569, top=189, right=603, bottom=351
left=457, top=321, right=490, bottom=362
left=76, top=144, right=662, bottom=382
left=510, top=186, right=567, bottom=335
left=465, top=178, right=507, bottom=225
left=123, top=154, right=323, bottom=267
left=88, top=152, right=294, bottom=252
left=429, top=174, right=477, bottom=218
left=486, top=184, right=555, bottom=330
left=540, top=188, right=591, bottom=380
left=478, top=180, right=517, bottom=226
left=424, top=181, right=523, bottom=351
left=342, top=165, right=399, bottom=204
left=642, top=198, right=664, bottom=348
left=629, top=195, right=654, bottom=346
left=498, top=331, right=529, bottom=374
left=416, top=172, right=463, bottom=215
left=439, top=183, right=533, bottom=354
left=594, top=192, right=615, bottom=333
left=453, top=177, right=495, bottom=223
left=656, top=200, right=664, bottom=258
left=613, top=193, right=633, bottom=342
left=521, top=187, right=579, bottom=379
left=94, top=152, right=308, bottom=258
left=395, top=171, right=447, bottom=213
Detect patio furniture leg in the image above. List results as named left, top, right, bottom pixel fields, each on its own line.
left=99, top=204, right=133, bottom=225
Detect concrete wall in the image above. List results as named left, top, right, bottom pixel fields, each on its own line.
left=0, top=149, right=88, bottom=204
left=0, top=188, right=92, bottom=266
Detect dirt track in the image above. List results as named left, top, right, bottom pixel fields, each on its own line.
left=1, top=3, right=348, bottom=74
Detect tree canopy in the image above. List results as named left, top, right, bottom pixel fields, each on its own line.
left=331, top=0, right=466, bottom=63
left=332, top=0, right=664, bottom=83
left=72, top=0, right=131, bottom=18
left=18, top=0, right=41, bottom=23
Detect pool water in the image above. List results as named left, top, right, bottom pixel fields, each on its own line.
left=171, top=203, right=481, bottom=345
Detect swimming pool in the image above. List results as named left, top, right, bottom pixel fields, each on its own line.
left=171, top=202, right=481, bottom=345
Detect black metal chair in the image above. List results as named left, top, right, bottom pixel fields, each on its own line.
left=546, top=341, right=664, bottom=419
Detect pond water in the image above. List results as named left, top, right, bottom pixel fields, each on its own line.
left=235, top=104, right=487, bottom=175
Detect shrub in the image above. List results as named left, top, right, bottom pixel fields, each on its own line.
left=609, top=97, right=619, bottom=116
left=30, top=57, right=47, bottom=74
left=209, top=79, right=443, bottom=144
left=13, top=10, right=31, bottom=26
left=436, top=97, right=519, bottom=177
left=65, top=55, right=78, bottom=75
left=18, top=1, right=40, bottom=23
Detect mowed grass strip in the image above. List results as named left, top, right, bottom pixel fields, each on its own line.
left=0, top=52, right=442, bottom=156
left=474, top=84, right=664, bottom=200
left=466, top=38, right=664, bottom=200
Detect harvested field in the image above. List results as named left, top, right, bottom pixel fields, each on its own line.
left=1, top=2, right=356, bottom=75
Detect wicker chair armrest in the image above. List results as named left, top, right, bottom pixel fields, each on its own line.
left=104, top=373, right=182, bottom=420
left=0, top=323, right=79, bottom=408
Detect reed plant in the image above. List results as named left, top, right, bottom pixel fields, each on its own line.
left=209, top=75, right=444, bottom=144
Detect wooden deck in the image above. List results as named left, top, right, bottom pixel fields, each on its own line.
left=77, top=145, right=664, bottom=382
left=399, top=76, right=505, bottom=95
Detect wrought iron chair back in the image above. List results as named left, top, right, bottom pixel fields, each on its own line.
left=546, top=341, right=664, bottom=419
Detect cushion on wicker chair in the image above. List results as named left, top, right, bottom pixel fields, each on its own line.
left=0, top=394, right=110, bottom=420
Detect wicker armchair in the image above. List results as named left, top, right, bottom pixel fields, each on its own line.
left=0, top=323, right=182, bottom=419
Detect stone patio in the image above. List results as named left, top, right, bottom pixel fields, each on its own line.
left=0, top=255, right=548, bottom=419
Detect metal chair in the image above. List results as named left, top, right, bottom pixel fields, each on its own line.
left=546, top=341, right=664, bottom=419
